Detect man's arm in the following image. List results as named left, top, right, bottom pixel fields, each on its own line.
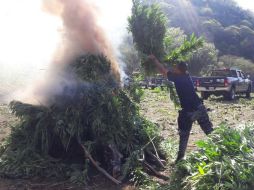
left=148, top=55, right=169, bottom=77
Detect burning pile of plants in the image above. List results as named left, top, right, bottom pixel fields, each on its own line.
left=0, top=54, right=168, bottom=184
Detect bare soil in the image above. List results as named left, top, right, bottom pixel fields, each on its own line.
left=140, top=89, right=254, bottom=153
left=0, top=89, right=253, bottom=189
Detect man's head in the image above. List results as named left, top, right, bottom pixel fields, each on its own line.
left=173, top=62, right=188, bottom=75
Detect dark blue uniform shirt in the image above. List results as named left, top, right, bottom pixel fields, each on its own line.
left=167, top=71, right=201, bottom=112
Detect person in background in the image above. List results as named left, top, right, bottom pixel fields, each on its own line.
left=148, top=55, right=213, bottom=163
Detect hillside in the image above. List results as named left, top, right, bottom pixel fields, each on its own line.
left=152, top=0, right=254, bottom=61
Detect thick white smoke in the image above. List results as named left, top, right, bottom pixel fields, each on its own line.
left=0, top=0, right=132, bottom=104
left=0, top=0, right=61, bottom=102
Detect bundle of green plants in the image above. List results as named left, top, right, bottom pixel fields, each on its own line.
left=0, top=54, right=169, bottom=185
left=128, top=1, right=167, bottom=75
left=169, top=124, right=254, bottom=190
left=167, top=81, right=180, bottom=109
left=164, top=34, right=204, bottom=65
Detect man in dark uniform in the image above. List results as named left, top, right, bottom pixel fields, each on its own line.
left=148, top=55, right=213, bottom=162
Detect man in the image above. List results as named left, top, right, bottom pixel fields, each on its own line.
left=148, top=55, right=213, bottom=162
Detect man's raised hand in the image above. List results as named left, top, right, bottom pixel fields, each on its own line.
left=147, top=54, right=157, bottom=63
left=147, top=55, right=168, bottom=76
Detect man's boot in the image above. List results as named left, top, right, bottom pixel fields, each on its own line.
left=175, top=130, right=190, bottom=163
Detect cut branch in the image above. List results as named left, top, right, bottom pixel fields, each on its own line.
left=148, top=136, right=166, bottom=168
left=108, top=144, right=123, bottom=178
left=143, top=161, right=169, bottom=181
left=80, top=144, right=121, bottom=185
left=146, top=150, right=166, bottom=169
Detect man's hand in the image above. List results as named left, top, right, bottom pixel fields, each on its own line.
left=148, top=54, right=157, bottom=63
left=147, top=54, right=168, bottom=77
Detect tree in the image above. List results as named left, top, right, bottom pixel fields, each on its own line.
left=148, top=0, right=254, bottom=61
left=163, top=27, right=186, bottom=52
left=219, top=55, right=254, bottom=76
left=188, top=42, right=218, bottom=76
left=128, top=0, right=168, bottom=62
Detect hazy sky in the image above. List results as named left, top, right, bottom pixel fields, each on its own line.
left=94, top=0, right=132, bottom=48
left=235, top=0, right=254, bottom=11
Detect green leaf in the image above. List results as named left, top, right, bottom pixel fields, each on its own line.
left=198, top=165, right=205, bottom=175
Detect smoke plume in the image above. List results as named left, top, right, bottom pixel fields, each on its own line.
left=0, top=0, right=131, bottom=104
left=30, top=0, right=122, bottom=104
left=42, top=0, right=120, bottom=76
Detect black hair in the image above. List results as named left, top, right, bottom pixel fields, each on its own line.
left=176, top=62, right=188, bottom=73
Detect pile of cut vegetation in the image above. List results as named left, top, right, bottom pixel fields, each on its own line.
left=170, top=125, right=254, bottom=190
left=0, top=54, right=167, bottom=185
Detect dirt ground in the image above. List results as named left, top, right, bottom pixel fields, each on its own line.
left=0, top=89, right=253, bottom=189
left=140, top=89, right=254, bottom=152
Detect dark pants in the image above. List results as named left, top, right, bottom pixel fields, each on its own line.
left=176, top=105, right=213, bottom=161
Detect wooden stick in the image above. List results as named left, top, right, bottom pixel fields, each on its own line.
left=143, top=161, right=169, bottom=181
left=80, top=144, right=121, bottom=185
left=148, top=135, right=160, bottom=158
left=29, top=180, right=68, bottom=188
left=141, top=136, right=156, bottom=150
left=108, top=144, right=123, bottom=178
left=146, top=150, right=166, bottom=169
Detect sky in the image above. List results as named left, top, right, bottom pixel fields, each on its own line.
left=94, top=0, right=132, bottom=51
left=235, top=0, right=254, bottom=12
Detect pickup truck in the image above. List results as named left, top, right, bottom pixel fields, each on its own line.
left=197, top=68, right=252, bottom=100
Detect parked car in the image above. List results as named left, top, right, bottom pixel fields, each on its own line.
left=197, top=68, right=252, bottom=100
left=152, top=75, right=167, bottom=90
left=139, top=75, right=167, bottom=90
left=139, top=79, right=149, bottom=89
